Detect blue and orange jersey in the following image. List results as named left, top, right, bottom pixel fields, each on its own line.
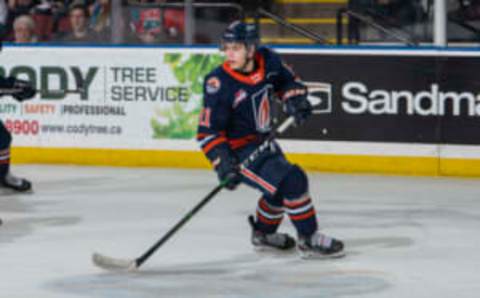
left=197, top=47, right=302, bottom=163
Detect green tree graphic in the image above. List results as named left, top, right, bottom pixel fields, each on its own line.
left=151, top=53, right=224, bottom=139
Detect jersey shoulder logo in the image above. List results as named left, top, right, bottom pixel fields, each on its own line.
left=206, top=77, right=221, bottom=94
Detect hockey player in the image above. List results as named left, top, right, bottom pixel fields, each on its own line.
left=0, top=40, right=36, bottom=192
left=197, top=21, right=344, bottom=258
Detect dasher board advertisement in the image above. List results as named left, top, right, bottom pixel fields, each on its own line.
left=0, top=46, right=222, bottom=150
left=280, top=50, right=480, bottom=145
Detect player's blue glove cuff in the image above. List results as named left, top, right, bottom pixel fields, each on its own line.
left=212, top=149, right=241, bottom=190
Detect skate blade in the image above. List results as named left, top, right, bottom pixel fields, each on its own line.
left=253, top=245, right=296, bottom=256
left=299, top=250, right=346, bottom=260
left=0, top=188, right=33, bottom=196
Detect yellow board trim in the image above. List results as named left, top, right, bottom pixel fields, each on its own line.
left=11, top=147, right=211, bottom=168
left=11, top=147, right=480, bottom=177
left=439, top=158, right=480, bottom=177
left=287, top=153, right=439, bottom=176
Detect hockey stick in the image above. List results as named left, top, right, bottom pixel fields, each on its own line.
left=92, top=116, right=296, bottom=271
left=39, top=88, right=85, bottom=95
left=0, top=88, right=84, bottom=95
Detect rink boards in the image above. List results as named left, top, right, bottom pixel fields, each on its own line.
left=2, top=45, right=480, bottom=177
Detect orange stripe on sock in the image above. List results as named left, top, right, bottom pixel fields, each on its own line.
left=259, top=199, right=283, bottom=214
left=289, top=208, right=316, bottom=221
left=283, top=196, right=311, bottom=208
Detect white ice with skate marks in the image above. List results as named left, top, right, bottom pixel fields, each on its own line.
left=1, top=165, right=480, bottom=298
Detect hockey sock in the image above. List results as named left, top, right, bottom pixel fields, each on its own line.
left=255, top=195, right=284, bottom=234
left=0, top=123, right=12, bottom=180
left=0, top=148, right=10, bottom=179
left=279, top=165, right=318, bottom=237
left=284, top=194, right=317, bottom=237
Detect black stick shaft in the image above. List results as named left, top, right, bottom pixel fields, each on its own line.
left=0, top=88, right=82, bottom=94
left=135, top=183, right=224, bottom=267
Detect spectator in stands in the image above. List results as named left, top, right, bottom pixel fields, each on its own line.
left=6, top=0, right=37, bottom=32
left=12, top=14, right=36, bottom=42
left=56, top=2, right=100, bottom=43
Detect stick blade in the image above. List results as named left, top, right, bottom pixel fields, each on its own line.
left=92, top=252, right=137, bottom=272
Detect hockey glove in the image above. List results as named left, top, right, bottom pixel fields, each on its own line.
left=213, top=149, right=242, bottom=190
left=4, top=77, right=36, bottom=102
left=283, top=88, right=312, bottom=126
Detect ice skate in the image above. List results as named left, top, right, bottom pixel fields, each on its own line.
left=297, top=232, right=345, bottom=259
left=248, top=215, right=296, bottom=251
left=0, top=172, right=32, bottom=192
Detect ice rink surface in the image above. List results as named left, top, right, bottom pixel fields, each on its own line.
left=1, top=165, right=480, bottom=298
